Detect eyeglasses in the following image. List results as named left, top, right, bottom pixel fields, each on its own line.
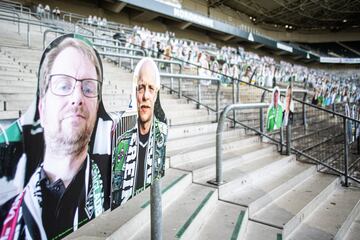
left=47, top=74, right=102, bottom=98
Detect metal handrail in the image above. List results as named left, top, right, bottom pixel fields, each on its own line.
left=160, top=73, right=221, bottom=121
left=43, top=29, right=128, bottom=49
left=74, top=19, right=94, bottom=36
left=97, top=50, right=183, bottom=71
left=0, top=5, right=38, bottom=20
left=0, top=7, right=19, bottom=32
left=0, top=0, right=30, bottom=15
left=211, top=102, right=359, bottom=187
left=94, top=43, right=146, bottom=56
left=62, top=12, right=86, bottom=23
left=209, top=103, right=269, bottom=185
left=0, top=15, right=64, bottom=46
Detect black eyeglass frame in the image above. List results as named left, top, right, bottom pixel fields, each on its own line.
left=45, top=74, right=102, bottom=98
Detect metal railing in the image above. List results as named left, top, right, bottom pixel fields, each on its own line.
left=0, top=0, right=31, bottom=15
left=160, top=72, right=221, bottom=120
left=43, top=30, right=144, bottom=70
left=208, top=103, right=269, bottom=185
left=209, top=101, right=360, bottom=187
left=0, top=13, right=64, bottom=46
left=62, top=12, right=86, bottom=23
left=0, top=7, right=19, bottom=32
left=43, top=29, right=126, bottom=49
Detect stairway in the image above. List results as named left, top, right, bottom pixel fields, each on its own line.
left=65, top=84, right=360, bottom=240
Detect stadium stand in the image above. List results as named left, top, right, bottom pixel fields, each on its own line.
left=1, top=0, right=360, bottom=239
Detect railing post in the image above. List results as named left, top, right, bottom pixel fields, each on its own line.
left=279, top=126, right=283, bottom=153
left=17, top=14, right=20, bottom=34
left=260, top=107, right=264, bottom=142
left=197, top=82, right=201, bottom=109
left=151, top=179, right=162, bottom=240
left=286, top=124, right=291, bottom=155
left=209, top=103, right=269, bottom=186
left=343, top=118, right=349, bottom=187
left=302, top=92, right=307, bottom=130
left=357, top=133, right=360, bottom=155
left=236, top=79, right=240, bottom=103
left=170, top=64, right=173, bottom=94
left=27, top=22, right=30, bottom=47
left=131, top=54, right=134, bottom=70
left=178, top=78, right=182, bottom=99
left=216, top=81, right=220, bottom=122
left=232, top=79, right=236, bottom=128
left=215, top=109, right=226, bottom=185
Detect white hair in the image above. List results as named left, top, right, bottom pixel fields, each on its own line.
left=133, top=57, right=161, bottom=89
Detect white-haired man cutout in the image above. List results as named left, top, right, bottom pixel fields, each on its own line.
left=112, top=58, right=167, bottom=209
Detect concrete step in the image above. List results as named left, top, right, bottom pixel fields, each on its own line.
left=243, top=220, right=282, bottom=240
left=193, top=143, right=276, bottom=185
left=218, top=152, right=296, bottom=197
left=102, top=81, right=131, bottom=91
left=194, top=201, right=247, bottom=240
left=170, top=135, right=259, bottom=169
left=102, top=88, right=133, bottom=95
left=161, top=96, right=190, bottom=104
left=162, top=102, right=197, bottom=111
left=343, top=200, right=360, bottom=240
left=252, top=173, right=338, bottom=238
left=0, top=110, right=20, bottom=120
left=0, top=100, right=31, bottom=111
left=167, top=128, right=244, bottom=155
left=0, top=93, right=34, bottom=101
left=166, top=109, right=209, bottom=120
left=221, top=161, right=316, bottom=216
left=288, top=186, right=360, bottom=240
left=0, top=85, right=36, bottom=94
left=168, top=113, right=216, bottom=126
left=0, top=79, right=36, bottom=87
left=68, top=168, right=191, bottom=239
left=130, top=185, right=217, bottom=240
left=0, top=74, right=28, bottom=81
left=168, top=122, right=224, bottom=140
left=0, top=70, right=36, bottom=79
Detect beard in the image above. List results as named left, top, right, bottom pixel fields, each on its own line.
left=44, top=128, right=92, bottom=156
left=43, top=108, right=96, bottom=157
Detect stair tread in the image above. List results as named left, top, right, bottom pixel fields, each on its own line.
left=168, top=130, right=247, bottom=155
left=244, top=220, right=282, bottom=240
left=289, top=187, right=360, bottom=240
left=131, top=184, right=216, bottom=240
left=344, top=212, right=360, bottom=240
left=252, top=173, right=337, bottom=227
left=221, top=161, right=313, bottom=207
left=195, top=201, right=246, bottom=240
left=68, top=168, right=189, bottom=239
left=173, top=139, right=262, bottom=171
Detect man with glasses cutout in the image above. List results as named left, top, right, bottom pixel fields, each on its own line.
left=0, top=35, right=113, bottom=240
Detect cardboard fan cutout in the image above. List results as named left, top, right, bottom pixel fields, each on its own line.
left=111, top=58, right=168, bottom=210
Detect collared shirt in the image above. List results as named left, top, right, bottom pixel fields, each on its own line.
left=39, top=160, right=87, bottom=240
